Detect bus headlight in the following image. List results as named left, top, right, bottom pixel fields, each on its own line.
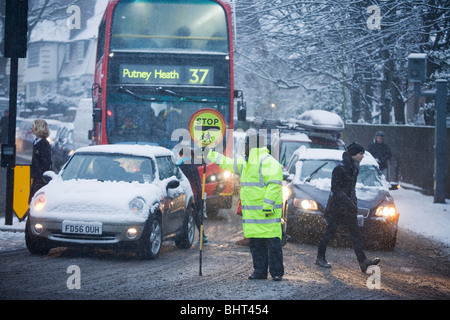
left=223, top=170, right=232, bottom=180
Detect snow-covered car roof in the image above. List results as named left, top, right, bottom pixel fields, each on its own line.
left=75, top=144, right=174, bottom=158
left=296, top=110, right=344, bottom=132
left=292, top=146, right=379, bottom=167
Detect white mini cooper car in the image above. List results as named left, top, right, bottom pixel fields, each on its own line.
left=25, top=144, right=196, bottom=259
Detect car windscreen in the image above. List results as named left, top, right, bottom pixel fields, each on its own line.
left=280, top=141, right=310, bottom=167
left=296, top=159, right=384, bottom=187
left=61, top=153, right=154, bottom=183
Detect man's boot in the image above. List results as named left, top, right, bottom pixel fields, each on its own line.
left=315, top=256, right=331, bottom=268
left=359, top=257, right=380, bottom=272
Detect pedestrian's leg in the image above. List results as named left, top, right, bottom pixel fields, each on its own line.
left=249, top=238, right=268, bottom=278
left=346, top=218, right=367, bottom=263
left=317, top=218, right=338, bottom=258
left=268, top=237, right=284, bottom=279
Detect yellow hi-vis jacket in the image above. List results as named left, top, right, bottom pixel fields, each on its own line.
left=207, top=147, right=283, bottom=239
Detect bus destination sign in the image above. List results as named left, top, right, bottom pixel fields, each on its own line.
left=120, top=64, right=214, bottom=86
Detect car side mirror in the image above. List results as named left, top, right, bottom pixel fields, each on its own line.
left=283, top=172, right=292, bottom=182
left=389, top=183, right=399, bottom=191
left=43, top=171, right=57, bottom=183
left=166, top=180, right=180, bottom=190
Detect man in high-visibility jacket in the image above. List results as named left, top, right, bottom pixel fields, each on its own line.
left=207, top=132, right=284, bottom=281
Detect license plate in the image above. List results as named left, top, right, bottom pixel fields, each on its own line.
left=62, top=221, right=102, bottom=235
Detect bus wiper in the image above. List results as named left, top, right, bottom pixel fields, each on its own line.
left=119, top=86, right=214, bottom=104
left=303, top=162, right=328, bottom=183
left=117, top=86, right=157, bottom=102
left=156, top=87, right=210, bottom=103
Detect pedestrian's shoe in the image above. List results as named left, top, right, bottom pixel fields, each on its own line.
left=315, top=256, right=332, bottom=268
left=359, top=258, right=380, bottom=273
left=272, top=276, right=282, bottom=282
left=248, top=273, right=267, bottom=280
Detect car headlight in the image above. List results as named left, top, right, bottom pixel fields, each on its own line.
left=33, top=193, right=46, bottom=211
left=129, top=197, right=146, bottom=213
left=282, top=186, right=291, bottom=201
left=293, top=198, right=318, bottom=211
left=375, top=204, right=397, bottom=218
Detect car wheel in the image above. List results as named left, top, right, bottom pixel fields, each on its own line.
left=383, top=230, right=398, bottom=251
left=25, top=218, right=51, bottom=255
left=175, top=205, right=195, bottom=249
left=137, top=214, right=162, bottom=259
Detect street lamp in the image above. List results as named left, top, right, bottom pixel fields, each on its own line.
left=270, top=103, right=276, bottom=118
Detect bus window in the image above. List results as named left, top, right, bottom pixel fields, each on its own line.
left=105, top=92, right=230, bottom=149
left=110, top=0, right=228, bottom=53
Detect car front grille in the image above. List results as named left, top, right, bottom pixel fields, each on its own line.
left=358, top=207, right=370, bottom=218
left=50, top=233, right=117, bottom=243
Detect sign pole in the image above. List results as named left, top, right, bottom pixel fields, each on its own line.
left=199, top=146, right=206, bottom=276
left=188, top=109, right=226, bottom=276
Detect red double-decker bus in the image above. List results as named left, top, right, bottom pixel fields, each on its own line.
left=92, top=0, right=242, bottom=214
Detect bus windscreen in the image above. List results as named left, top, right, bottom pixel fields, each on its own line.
left=110, top=0, right=229, bottom=53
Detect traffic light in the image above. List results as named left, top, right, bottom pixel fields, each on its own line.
left=407, top=53, right=427, bottom=83
left=4, top=0, right=29, bottom=58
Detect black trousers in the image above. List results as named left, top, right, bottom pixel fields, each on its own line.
left=249, top=238, right=284, bottom=278
left=317, top=215, right=367, bottom=263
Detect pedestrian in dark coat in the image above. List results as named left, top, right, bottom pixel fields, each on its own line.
left=367, top=131, right=391, bottom=173
left=316, top=142, right=380, bottom=272
left=29, top=119, right=52, bottom=203
left=177, top=147, right=208, bottom=245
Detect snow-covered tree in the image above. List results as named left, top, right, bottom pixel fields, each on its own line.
left=234, top=0, right=449, bottom=124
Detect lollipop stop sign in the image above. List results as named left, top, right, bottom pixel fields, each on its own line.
left=188, top=109, right=226, bottom=148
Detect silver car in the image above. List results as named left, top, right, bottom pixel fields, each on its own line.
left=25, top=144, right=196, bottom=259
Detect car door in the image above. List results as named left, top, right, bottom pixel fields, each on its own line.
left=155, top=156, right=186, bottom=234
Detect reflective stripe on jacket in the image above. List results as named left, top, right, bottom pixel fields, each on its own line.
left=207, top=147, right=283, bottom=239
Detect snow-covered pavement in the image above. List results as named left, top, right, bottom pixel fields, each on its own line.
left=0, top=187, right=449, bottom=253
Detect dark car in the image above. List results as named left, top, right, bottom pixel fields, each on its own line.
left=52, top=123, right=75, bottom=171
left=283, top=147, right=399, bottom=250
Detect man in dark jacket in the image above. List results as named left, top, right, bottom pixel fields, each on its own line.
left=316, top=142, right=380, bottom=272
left=367, top=131, right=391, bottom=174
